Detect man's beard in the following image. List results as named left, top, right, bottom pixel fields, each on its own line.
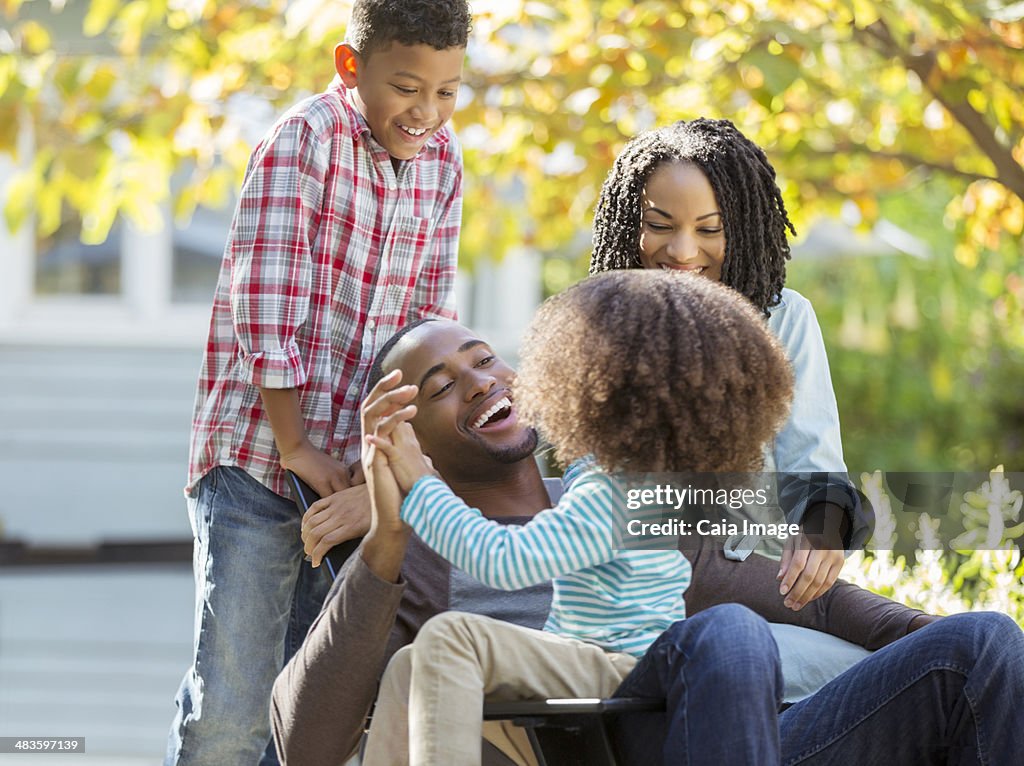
left=469, top=426, right=539, bottom=464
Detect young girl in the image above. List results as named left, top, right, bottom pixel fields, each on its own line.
left=591, top=118, right=860, bottom=607
left=361, top=270, right=796, bottom=765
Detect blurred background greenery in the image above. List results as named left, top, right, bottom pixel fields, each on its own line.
left=2, top=0, right=1023, bottom=617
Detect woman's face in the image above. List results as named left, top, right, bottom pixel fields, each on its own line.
left=638, top=161, right=725, bottom=282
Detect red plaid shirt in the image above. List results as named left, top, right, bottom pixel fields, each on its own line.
left=187, top=83, right=461, bottom=497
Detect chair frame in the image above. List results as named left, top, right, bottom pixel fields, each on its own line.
left=483, top=698, right=665, bottom=766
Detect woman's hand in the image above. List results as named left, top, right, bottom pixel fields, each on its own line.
left=777, top=502, right=847, bottom=610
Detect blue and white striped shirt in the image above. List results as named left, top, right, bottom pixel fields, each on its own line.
left=400, top=468, right=691, bottom=658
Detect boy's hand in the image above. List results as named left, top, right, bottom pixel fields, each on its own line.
left=280, top=442, right=351, bottom=498
left=347, top=458, right=366, bottom=487
left=301, top=484, right=371, bottom=568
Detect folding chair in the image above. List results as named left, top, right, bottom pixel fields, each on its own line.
left=483, top=697, right=665, bottom=766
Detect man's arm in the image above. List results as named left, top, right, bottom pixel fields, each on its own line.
left=270, top=532, right=409, bottom=766
left=682, top=536, right=933, bottom=650
left=272, top=379, right=422, bottom=765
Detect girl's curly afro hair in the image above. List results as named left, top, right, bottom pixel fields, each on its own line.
left=514, top=270, right=793, bottom=473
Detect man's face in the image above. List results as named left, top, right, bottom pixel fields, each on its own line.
left=384, top=322, right=538, bottom=477
left=342, top=42, right=464, bottom=161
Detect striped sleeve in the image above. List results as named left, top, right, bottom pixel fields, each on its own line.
left=400, top=473, right=622, bottom=591
left=562, top=456, right=598, bottom=490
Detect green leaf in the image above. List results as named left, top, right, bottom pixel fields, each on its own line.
left=84, top=65, right=117, bottom=101
left=746, top=46, right=802, bottom=98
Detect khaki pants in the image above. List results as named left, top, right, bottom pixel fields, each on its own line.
left=362, top=612, right=638, bottom=766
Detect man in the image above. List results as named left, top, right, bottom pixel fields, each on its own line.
left=271, top=319, right=1021, bottom=766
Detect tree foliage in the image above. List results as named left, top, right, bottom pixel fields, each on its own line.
left=846, top=469, right=1024, bottom=628
left=2, top=0, right=1022, bottom=592
left=788, top=171, right=1024, bottom=471
left=2, top=0, right=1022, bottom=266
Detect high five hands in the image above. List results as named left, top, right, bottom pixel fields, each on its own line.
left=360, top=370, right=437, bottom=535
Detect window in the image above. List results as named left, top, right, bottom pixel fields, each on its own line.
left=35, top=215, right=122, bottom=296
left=171, top=204, right=231, bottom=304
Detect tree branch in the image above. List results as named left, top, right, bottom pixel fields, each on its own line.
left=808, top=143, right=1000, bottom=185
left=856, top=18, right=1024, bottom=201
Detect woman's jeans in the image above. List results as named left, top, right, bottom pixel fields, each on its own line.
left=165, top=467, right=331, bottom=766
left=613, top=605, right=1024, bottom=765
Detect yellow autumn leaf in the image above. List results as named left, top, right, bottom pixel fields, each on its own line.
left=19, top=20, right=51, bottom=54
left=2, top=171, right=35, bottom=232
left=83, top=0, right=120, bottom=37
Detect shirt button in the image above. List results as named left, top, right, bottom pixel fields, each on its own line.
left=367, top=319, right=376, bottom=330
left=388, top=182, right=397, bottom=191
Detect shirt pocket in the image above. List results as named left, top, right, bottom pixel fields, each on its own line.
left=377, top=216, right=434, bottom=322
left=386, top=216, right=433, bottom=268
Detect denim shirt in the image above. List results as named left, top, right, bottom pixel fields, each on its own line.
left=728, top=288, right=869, bottom=557
left=766, top=288, right=845, bottom=477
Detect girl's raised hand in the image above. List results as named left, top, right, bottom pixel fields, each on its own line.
left=360, top=370, right=417, bottom=535
left=365, top=419, right=433, bottom=495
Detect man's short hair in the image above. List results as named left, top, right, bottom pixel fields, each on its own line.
left=367, top=318, right=437, bottom=390
left=347, top=0, right=472, bottom=57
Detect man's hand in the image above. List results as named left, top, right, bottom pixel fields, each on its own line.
left=301, top=484, right=371, bottom=568
left=279, top=441, right=351, bottom=498
left=359, top=436, right=410, bottom=583
left=777, top=502, right=847, bottom=610
left=360, top=369, right=419, bottom=535
left=365, top=433, right=407, bottom=533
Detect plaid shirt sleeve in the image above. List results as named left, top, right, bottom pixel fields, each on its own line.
left=408, top=146, right=462, bottom=322
left=229, top=116, right=327, bottom=390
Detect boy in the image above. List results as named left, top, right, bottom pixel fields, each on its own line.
left=166, top=2, right=472, bottom=764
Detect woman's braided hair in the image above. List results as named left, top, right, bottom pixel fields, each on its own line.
left=590, top=118, right=795, bottom=315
